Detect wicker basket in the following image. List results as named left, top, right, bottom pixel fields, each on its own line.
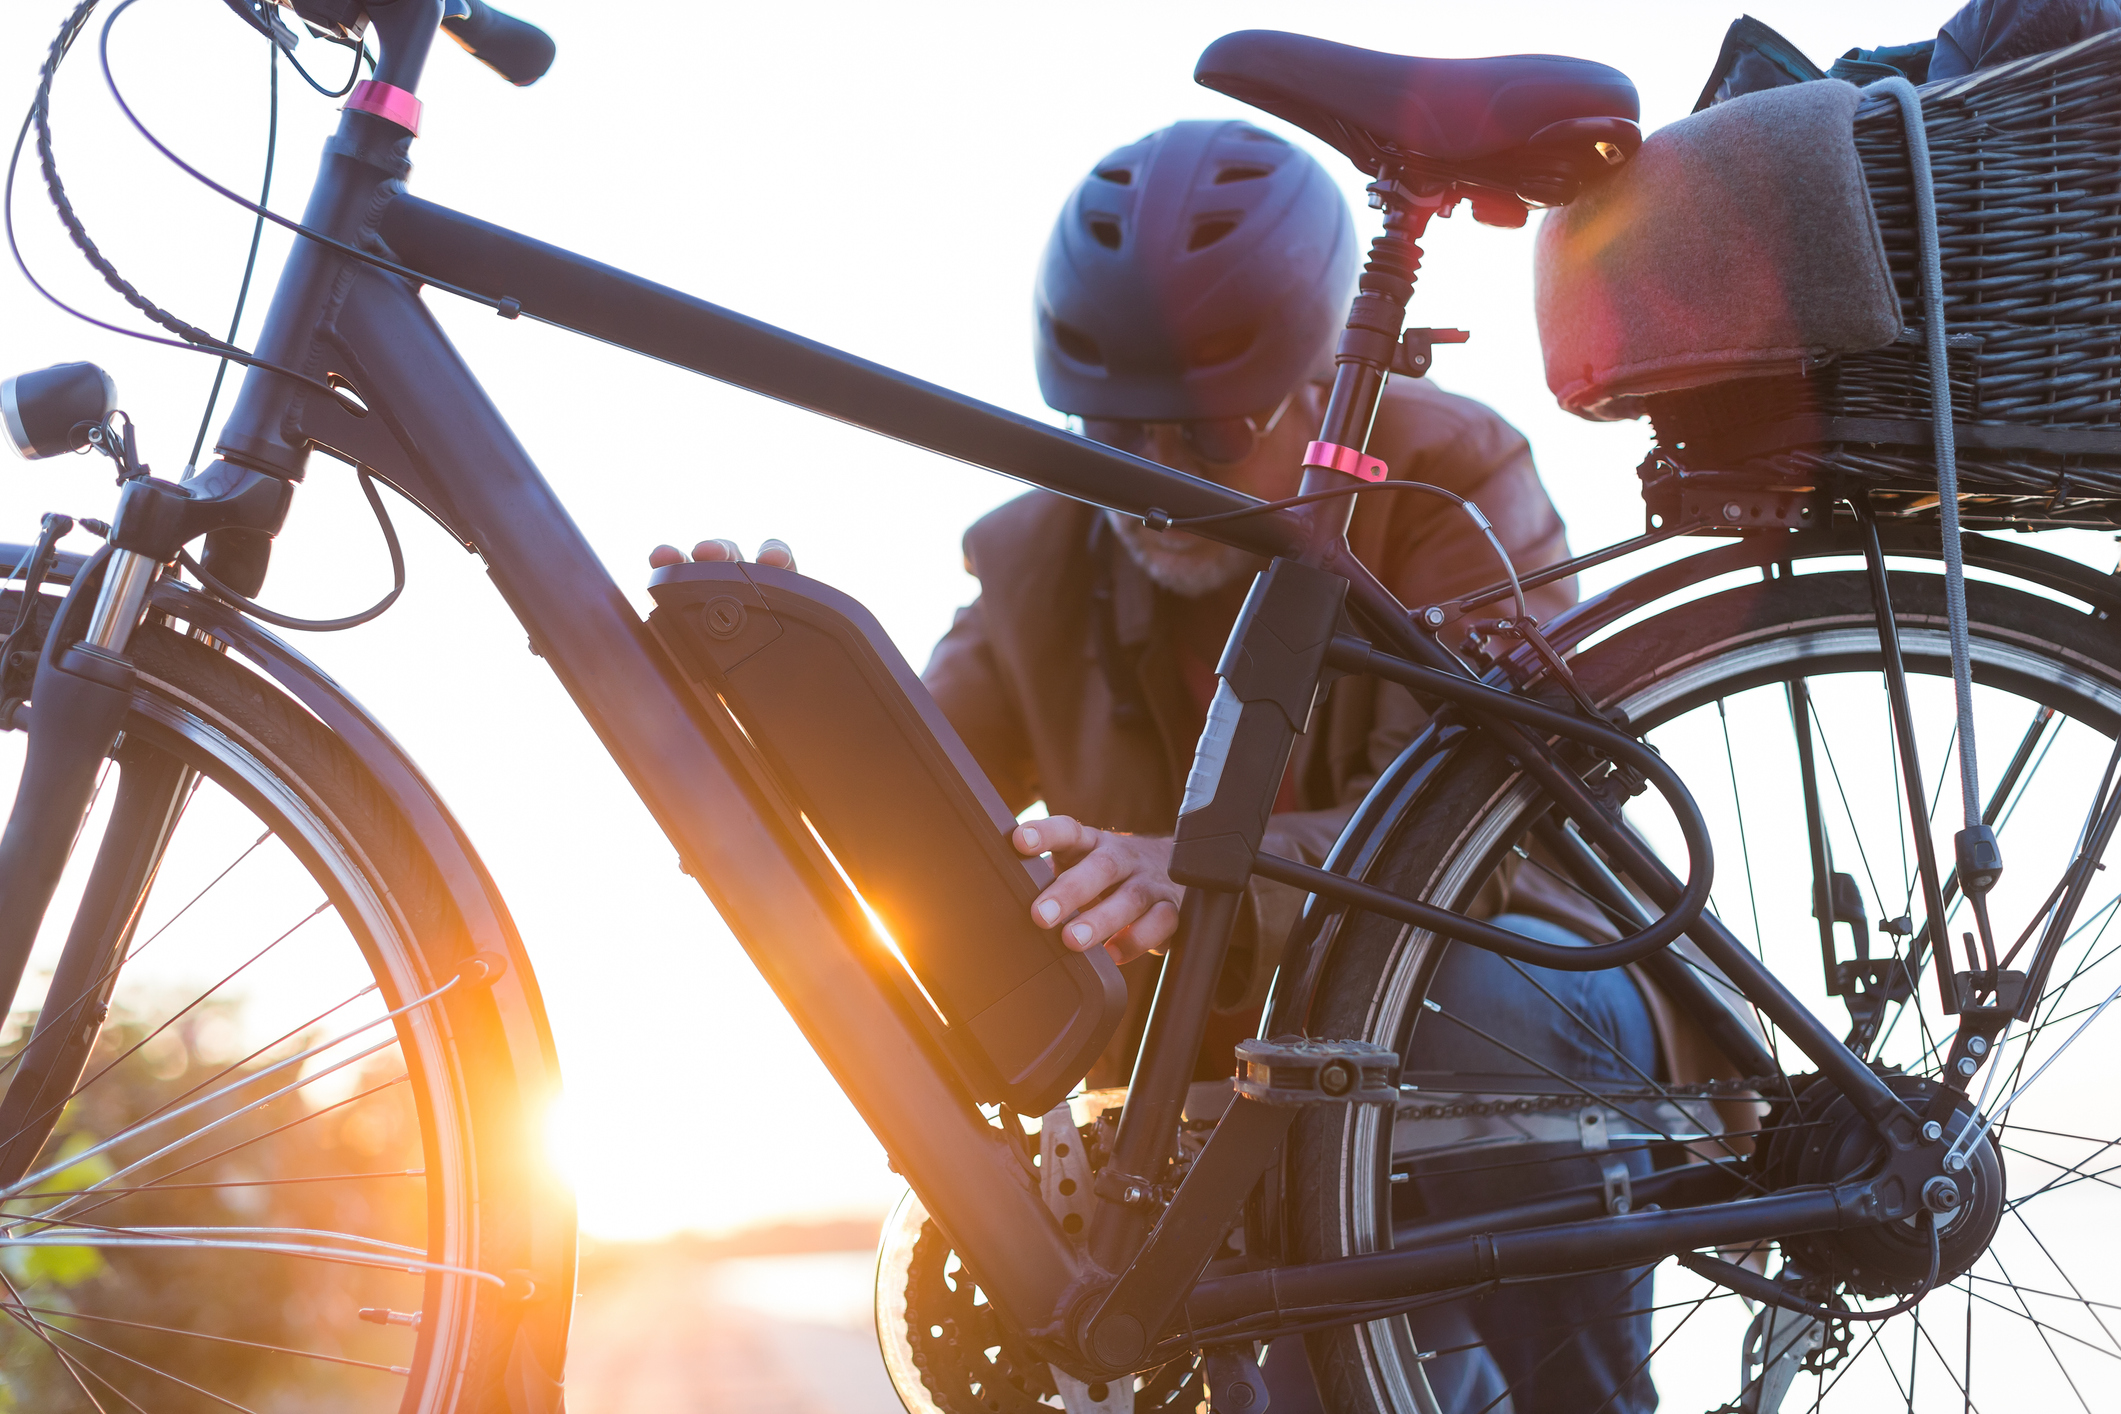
left=1642, top=28, right=2121, bottom=530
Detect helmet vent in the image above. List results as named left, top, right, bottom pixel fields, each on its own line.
left=1214, top=165, right=1272, bottom=184
left=1051, top=321, right=1105, bottom=368
left=1187, top=218, right=1239, bottom=252
left=1087, top=218, right=1123, bottom=251
left=1094, top=166, right=1134, bottom=185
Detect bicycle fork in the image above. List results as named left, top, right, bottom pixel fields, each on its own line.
left=0, top=547, right=159, bottom=1009
left=0, top=544, right=190, bottom=1182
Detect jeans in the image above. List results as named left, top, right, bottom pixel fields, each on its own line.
left=1411, top=915, right=1660, bottom=1414
left=1263, top=915, right=1661, bottom=1414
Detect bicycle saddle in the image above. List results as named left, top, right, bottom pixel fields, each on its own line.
left=1196, top=30, right=1641, bottom=208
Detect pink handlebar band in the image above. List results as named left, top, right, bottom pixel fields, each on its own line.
left=345, top=80, right=423, bottom=136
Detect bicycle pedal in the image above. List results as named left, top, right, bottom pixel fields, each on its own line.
left=1233, top=1037, right=1397, bottom=1106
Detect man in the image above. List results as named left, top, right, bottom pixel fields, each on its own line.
left=654, top=120, right=1657, bottom=1413
left=939, top=118, right=1662, bottom=1414
left=928, top=119, right=1586, bottom=1058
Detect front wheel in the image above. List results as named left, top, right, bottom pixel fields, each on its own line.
left=0, top=595, right=569, bottom=1412
left=1291, top=567, right=2121, bottom=1414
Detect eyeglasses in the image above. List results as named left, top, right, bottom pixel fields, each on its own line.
left=1080, top=391, right=1297, bottom=469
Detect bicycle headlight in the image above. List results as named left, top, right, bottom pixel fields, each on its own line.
left=1, top=361, right=117, bottom=461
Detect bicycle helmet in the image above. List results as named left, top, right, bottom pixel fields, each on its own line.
left=1034, top=120, right=1357, bottom=421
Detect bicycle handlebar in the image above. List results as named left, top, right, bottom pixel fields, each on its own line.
left=439, top=0, right=554, bottom=86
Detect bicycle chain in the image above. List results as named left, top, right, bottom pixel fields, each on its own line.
left=1395, top=1073, right=1798, bottom=1124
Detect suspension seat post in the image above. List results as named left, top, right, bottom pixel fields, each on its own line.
left=1294, top=176, right=1443, bottom=561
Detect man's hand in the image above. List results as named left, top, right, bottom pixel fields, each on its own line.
left=1014, top=816, right=1182, bottom=967
left=648, top=539, right=796, bottom=570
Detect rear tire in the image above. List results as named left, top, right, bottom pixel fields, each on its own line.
left=1289, top=568, right=2121, bottom=1413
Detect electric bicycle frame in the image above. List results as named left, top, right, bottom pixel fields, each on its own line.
left=0, top=0, right=2062, bottom=1385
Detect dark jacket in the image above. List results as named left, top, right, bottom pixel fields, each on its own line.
left=922, top=379, right=1575, bottom=1076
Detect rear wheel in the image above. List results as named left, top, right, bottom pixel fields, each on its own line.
left=0, top=595, right=562, bottom=1412
left=1292, top=567, right=2121, bottom=1413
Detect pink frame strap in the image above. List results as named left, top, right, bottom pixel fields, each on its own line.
left=345, top=80, right=423, bottom=136
left=1303, top=440, right=1388, bottom=483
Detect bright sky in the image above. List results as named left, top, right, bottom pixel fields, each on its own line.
left=0, top=0, right=2024, bottom=1240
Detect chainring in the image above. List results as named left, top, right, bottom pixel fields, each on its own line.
left=901, top=1219, right=1203, bottom=1414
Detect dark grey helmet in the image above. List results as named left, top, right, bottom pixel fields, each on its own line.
left=1034, top=120, right=1357, bottom=421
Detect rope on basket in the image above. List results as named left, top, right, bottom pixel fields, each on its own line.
left=1873, top=76, right=1982, bottom=832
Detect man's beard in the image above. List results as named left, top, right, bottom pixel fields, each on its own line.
left=1104, top=510, right=1260, bottom=598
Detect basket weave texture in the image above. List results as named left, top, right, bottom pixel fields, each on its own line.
left=1646, top=29, right=2121, bottom=525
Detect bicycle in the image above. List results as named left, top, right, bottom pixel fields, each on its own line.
left=4, top=3, right=2121, bottom=1411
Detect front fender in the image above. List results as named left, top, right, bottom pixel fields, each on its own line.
left=4, top=549, right=572, bottom=1413
left=141, top=579, right=574, bottom=1412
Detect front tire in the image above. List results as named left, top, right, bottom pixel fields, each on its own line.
left=0, top=600, right=569, bottom=1412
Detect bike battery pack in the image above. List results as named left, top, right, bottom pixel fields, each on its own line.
left=647, top=560, right=1126, bottom=1114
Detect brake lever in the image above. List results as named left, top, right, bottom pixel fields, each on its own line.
left=218, top=0, right=301, bottom=51
left=1, top=514, right=77, bottom=713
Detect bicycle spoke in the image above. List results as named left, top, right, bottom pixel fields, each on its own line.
left=4, top=963, right=457, bottom=1207
left=35, top=1316, right=262, bottom=1414
left=2005, top=1210, right=2121, bottom=1355
left=1585, top=1275, right=1715, bottom=1414
left=6, top=1301, right=412, bottom=1375
left=0, top=1265, right=119, bottom=1414
left=1811, top=707, right=1890, bottom=924
left=1717, top=697, right=1769, bottom=955
left=0, top=825, right=273, bottom=1090
left=13, top=1073, right=410, bottom=1233
left=8, top=1208, right=425, bottom=1258
left=104, top=1075, right=407, bottom=1185
left=0, top=1231, right=503, bottom=1286
left=19, top=1167, right=423, bottom=1199
left=0, top=899, right=334, bottom=1163
left=1470, top=1261, right=1662, bottom=1414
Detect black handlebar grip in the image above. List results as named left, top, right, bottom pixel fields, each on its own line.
left=440, top=0, right=554, bottom=87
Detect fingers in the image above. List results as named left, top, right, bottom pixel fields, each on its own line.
left=1015, top=815, right=1098, bottom=864
left=1019, top=825, right=1182, bottom=960
left=652, top=539, right=799, bottom=569
left=1107, top=898, right=1181, bottom=965
left=1061, top=877, right=1173, bottom=955
left=1038, top=845, right=1127, bottom=931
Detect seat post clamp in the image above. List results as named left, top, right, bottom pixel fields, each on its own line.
left=345, top=80, right=423, bottom=136
left=1303, top=440, right=1388, bottom=483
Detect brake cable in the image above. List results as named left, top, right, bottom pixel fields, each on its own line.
left=183, top=36, right=279, bottom=477
left=173, top=466, right=407, bottom=634
left=6, top=0, right=358, bottom=413
left=97, top=0, right=525, bottom=320
left=1144, top=478, right=1529, bottom=623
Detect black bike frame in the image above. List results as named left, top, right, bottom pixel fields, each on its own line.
left=45, top=0, right=1951, bottom=1368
